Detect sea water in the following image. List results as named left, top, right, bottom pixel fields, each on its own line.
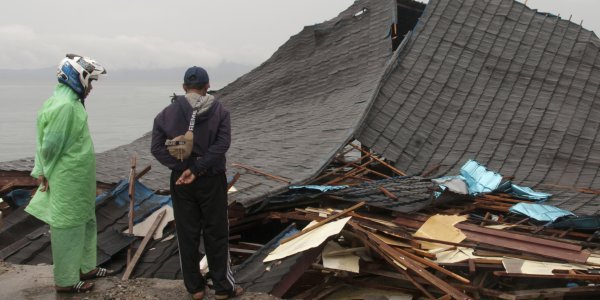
left=0, top=79, right=182, bottom=162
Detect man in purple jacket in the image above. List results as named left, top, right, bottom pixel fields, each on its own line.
left=151, top=66, right=243, bottom=300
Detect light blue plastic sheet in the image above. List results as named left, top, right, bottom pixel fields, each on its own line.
left=459, top=160, right=502, bottom=195
left=509, top=202, right=575, bottom=222
left=288, top=185, right=349, bottom=192
left=497, top=181, right=552, bottom=201
left=509, top=184, right=552, bottom=201
left=433, top=160, right=503, bottom=196
left=433, top=160, right=551, bottom=200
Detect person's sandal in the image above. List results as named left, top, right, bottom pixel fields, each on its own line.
left=190, top=286, right=207, bottom=300
left=80, top=267, right=117, bottom=280
left=215, top=285, right=244, bottom=299
left=55, top=280, right=94, bottom=293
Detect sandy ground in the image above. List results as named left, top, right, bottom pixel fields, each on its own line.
left=0, top=262, right=279, bottom=300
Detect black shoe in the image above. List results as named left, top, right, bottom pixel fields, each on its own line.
left=215, top=286, right=244, bottom=299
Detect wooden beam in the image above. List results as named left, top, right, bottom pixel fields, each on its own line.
left=312, top=153, right=371, bottom=182
left=122, top=210, right=166, bottom=280
left=231, top=163, right=290, bottom=184
left=127, top=156, right=137, bottom=266
left=0, top=181, right=16, bottom=195
left=457, top=223, right=589, bottom=263
left=350, top=222, right=473, bottom=300
left=340, top=159, right=391, bottom=179
left=378, top=186, right=399, bottom=201
left=348, top=143, right=406, bottom=176
left=325, top=160, right=373, bottom=185
left=271, top=246, right=324, bottom=298
left=392, top=245, right=471, bottom=284
left=280, top=202, right=365, bottom=244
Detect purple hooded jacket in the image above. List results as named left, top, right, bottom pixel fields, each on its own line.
left=151, top=95, right=231, bottom=176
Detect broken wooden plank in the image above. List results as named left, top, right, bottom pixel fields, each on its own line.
left=270, top=246, right=324, bottom=298
left=231, top=163, right=291, bottom=184
left=348, top=143, right=406, bottom=176
left=350, top=222, right=473, bottom=300
left=122, top=209, right=166, bottom=280
left=457, top=223, right=590, bottom=263
left=388, top=244, right=470, bottom=284
left=458, top=223, right=582, bottom=252
left=345, top=162, right=390, bottom=179
left=0, top=181, right=16, bottom=195
left=280, top=202, right=365, bottom=244
left=378, top=186, right=399, bottom=201
left=468, top=259, right=476, bottom=275
left=325, top=246, right=367, bottom=257
left=325, top=160, right=374, bottom=185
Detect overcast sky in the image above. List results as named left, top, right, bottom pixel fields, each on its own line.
left=1, top=0, right=598, bottom=71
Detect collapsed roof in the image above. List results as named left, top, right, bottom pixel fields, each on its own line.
left=2, top=0, right=600, bottom=213
left=357, top=0, right=600, bottom=214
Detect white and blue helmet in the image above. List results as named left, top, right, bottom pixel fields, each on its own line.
left=57, top=54, right=106, bottom=98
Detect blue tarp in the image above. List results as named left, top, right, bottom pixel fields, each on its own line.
left=3, top=189, right=32, bottom=207
left=509, top=202, right=575, bottom=222
left=96, top=179, right=172, bottom=224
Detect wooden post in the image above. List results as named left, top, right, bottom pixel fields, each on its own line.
left=378, top=186, right=399, bottom=201
left=122, top=210, right=166, bottom=280
left=127, top=156, right=137, bottom=266
left=348, top=143, right=406, bottom=176
left=231, top=163, right=291, bottom=184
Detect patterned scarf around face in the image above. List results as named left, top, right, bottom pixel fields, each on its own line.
left=185, top=92, right=215, bottom=117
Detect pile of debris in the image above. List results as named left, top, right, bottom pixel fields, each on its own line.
left=2, top=142, right=600, bottom=299
left=227, top=142, right=600, bottom=299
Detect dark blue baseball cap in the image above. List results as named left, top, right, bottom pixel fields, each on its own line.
left=184, top=66, right=209, bottom=86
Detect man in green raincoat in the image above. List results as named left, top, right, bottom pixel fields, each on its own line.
left=26, top=54, right=115, bottom=293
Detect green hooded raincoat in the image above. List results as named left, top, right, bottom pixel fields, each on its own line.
left=26, top=83, right=96, bottom=228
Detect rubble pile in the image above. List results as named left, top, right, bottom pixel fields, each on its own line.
left=2, top=142, right=600, bottom=299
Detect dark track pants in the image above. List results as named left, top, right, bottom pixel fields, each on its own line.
left=170, top=171, right=235, bottom=294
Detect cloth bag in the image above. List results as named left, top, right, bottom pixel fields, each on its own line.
left=165, top=97, right=205, bottom=160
